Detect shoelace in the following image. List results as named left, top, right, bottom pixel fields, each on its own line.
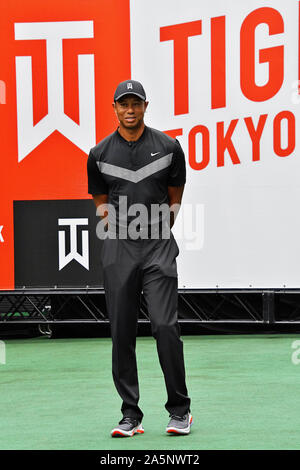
left=119, top=417, right=137, bottom=425
left=170, top=414, right=187, bottom=421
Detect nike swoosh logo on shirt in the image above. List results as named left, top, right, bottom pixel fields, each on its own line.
left=151, top=152, right=160, bottom=156
left=97, top=153, right=173, bottom=183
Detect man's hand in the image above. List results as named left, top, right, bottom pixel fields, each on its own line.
left=167, top=185, right=185, bottom=228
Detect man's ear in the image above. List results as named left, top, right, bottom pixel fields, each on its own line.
left=144, top=101, right=149, bottom=112
left=112, top=102, right=118, bottom=119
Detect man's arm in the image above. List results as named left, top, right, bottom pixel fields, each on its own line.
left=168, top=185, right=185, bottom=228
left=92, top=194, right=109, bottom=230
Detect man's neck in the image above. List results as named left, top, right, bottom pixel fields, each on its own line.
left=118, top=123, right=145, bottom=142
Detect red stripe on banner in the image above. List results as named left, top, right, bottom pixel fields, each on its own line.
left=211, top=16, right=226, bottom=109
left=160, top=20, right=202, bottom=116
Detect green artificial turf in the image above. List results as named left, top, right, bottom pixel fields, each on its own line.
left=0, top=333, right=300, bottom=450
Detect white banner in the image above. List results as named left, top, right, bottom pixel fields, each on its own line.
left=130, top=0, right=300, bottom=288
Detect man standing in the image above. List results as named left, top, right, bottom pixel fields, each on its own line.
left=87, top=79, right=192, bottom=437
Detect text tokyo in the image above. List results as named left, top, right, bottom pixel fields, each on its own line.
left=160, top=6, right=298, bottom=171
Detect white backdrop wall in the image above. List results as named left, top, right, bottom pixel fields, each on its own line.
left=130, top=0, right=300, bottom=288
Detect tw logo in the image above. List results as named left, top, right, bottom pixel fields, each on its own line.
left=15, top=21, right=96, bottom=162
left=58, top=218, right=89, bottom=270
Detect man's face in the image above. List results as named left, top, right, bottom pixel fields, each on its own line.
left=113, top=94, right=149, bottom=130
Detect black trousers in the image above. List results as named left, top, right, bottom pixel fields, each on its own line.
left=102, top=233, right=191, bottom=421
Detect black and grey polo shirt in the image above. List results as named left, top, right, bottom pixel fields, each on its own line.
left=87, top=126, right=186, bottom=238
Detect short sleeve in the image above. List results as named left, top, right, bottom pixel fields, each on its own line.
left=167, top=139, right=186, bottom=186
left=87, top=149, right=108, bottom=195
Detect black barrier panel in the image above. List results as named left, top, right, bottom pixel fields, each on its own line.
left=14, top=200, right=104, bottom=288
left=274, top=293, right=300, bottom=322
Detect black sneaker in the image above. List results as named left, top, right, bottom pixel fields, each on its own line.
left=111, top=417, right=144, bottom=437
left=166, top=413, right=193, bottom=435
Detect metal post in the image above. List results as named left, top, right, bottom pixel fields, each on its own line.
left=262, top=291, right=275, bottom=323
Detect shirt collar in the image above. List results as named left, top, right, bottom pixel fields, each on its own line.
left=115, top=125, right=148, bottom=144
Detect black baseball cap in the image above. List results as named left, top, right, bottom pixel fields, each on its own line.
left=114, top=79, right=146, bottom=102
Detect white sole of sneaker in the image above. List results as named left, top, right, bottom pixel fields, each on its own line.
left=111, top=423, right=144, bottom=437
left=166, top=414, right=193, bottom=435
